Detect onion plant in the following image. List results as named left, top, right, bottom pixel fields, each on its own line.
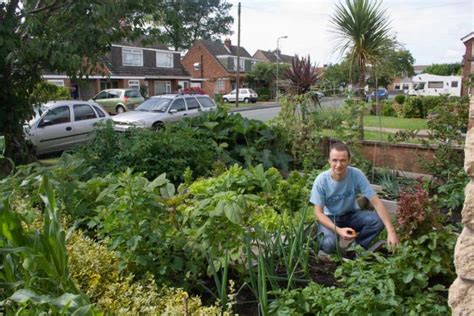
left=243, top=206, right=319, bottom=312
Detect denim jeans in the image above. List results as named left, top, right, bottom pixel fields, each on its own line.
left=317, top=210, right=384, bottom=254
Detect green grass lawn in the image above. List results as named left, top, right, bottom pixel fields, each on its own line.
left=321, top=129, right=425, bottom=144
left=363, top=115, right=427, bottom=130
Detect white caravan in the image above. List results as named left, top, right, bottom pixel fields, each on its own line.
left=408, top=74, right=462, bottom=97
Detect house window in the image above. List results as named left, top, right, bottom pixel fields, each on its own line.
left=402, top=83, right=409, bottom=90
left=215, top=79, right=225, bottom=93
left=190, top=82, right=202, bottom=88
left=154, top=81, right=171, bottom=95
left=193, top=62, right=201, bottom=70
left=178, top=80, right=189, bottom=90
left=428, top=81, right=443, bottom=89
left=47, top=80, right=65, bottom=87
left=240, top=59, right=245, bottom=71
left=128, top=80, right=140, bottom=89
left=156, top=52, right=173, bottom=68
left=451, top=81, right=458, bottom=88
left=122, top=48, right=143, bottom=66
left=394, top=84, right=400, bottom=90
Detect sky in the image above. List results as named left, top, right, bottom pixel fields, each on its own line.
left=226, top=0, right=474, bottom=66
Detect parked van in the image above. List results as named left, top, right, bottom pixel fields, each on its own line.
left=408, top=74, right=462, bottom=97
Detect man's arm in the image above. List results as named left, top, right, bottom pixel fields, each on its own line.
left=369, top=195, right=400, bottom=246
left=314, top=205, right=357, bottom=240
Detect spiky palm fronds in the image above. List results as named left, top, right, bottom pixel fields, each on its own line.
left=284, top=55, right=320, bottom=95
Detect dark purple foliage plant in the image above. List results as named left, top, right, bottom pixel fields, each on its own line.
left=284, top=55, right=321, bottom=95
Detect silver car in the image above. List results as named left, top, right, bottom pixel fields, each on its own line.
left=24, top=100, right=110, bottom=155
left=112, top=94, right=217, bottom=131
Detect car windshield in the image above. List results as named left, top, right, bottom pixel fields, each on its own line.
left=414, top=82, right=425, bottom=90
left=136, top=98, right=171, bottom=112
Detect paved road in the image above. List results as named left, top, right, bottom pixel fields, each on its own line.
left=237, top=97, right=345, bottom=122
left=239, top=106, right=279, bottom=122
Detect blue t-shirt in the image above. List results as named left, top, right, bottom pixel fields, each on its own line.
left=309, top=166, right=375, bottom=216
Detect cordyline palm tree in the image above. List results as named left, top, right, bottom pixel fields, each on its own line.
left=285, top=55, right=320, bottom=95
left=330, top=0, right=394, bottom=140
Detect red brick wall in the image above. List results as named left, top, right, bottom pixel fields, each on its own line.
left=462, top=38, right=473, bottom=96
left=360, top=141, right=463, bottom=174
left=182, top=41, right=230, bottom=97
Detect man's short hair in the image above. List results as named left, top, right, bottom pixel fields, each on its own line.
left=329, top=142, right=351, bottom=160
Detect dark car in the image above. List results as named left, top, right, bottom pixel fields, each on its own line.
left=366, top=88, right=388, bottom=102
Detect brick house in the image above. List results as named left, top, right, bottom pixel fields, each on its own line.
left=461, top=31, right=474, bottom=96
left=181, top=39, right=260, bottom=97
left=43, top=40, right=190, bottom=100
left=253, top=49, right=294, bottom=64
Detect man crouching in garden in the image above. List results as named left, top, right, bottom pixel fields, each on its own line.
left=310, top=142, right=399, bottom=254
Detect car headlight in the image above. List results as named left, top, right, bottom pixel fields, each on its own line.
left=133, top=120, right=146, bottom=127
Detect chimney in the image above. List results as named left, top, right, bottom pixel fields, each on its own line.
left=224, top=38, right=232, bottom=50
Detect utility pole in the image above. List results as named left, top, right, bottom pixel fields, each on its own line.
left=236, top=2, right=241, bottom=108
left=276, top=35, right=287, bottom=102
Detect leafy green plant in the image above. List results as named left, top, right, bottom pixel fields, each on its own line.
left=29, top=81, right=71, bottom=105
left=73, top=121, right=219, bottom=183
left=394, top=94, right=405, bottom=105
left=89, top=169, right=184, bottom=280
left=374, top=168, right=402, bottom=200
left=0, top=135, right=15, bottom=178
left=0, top=175, right=96, bottom=314
left=270, top=229, right=456, bottom=315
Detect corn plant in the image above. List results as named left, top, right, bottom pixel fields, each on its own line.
left=0, top=175, right=97, bottom=314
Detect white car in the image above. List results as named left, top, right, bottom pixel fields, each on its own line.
left=112, top=94, right=217, bottom=131
left=223, top=88, right=258, bottom=103
left=24, top=100, right=110, bottom=155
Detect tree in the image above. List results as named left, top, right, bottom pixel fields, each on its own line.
left=149, top=0, right=234, bottom=50
left=247, top=62, right=277, bottom=88
left=320, top=60, right=354, bottom=94
left=246, top=62, right=289, bottom=97
left=330, top=0, right=394, bottom=140
left=0, top=0, right=147, bottom=163
left=423, top=63, right=461, bottom=76
left=367, top=48, right=415, bottom=88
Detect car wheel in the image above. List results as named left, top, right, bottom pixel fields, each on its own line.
left=244, top=98, right=250, bottom=104
left=223, top=98, right=229, bottom=103
left=116, top=105, right=126, bottom=114
left=152, top=121, right=164, bottom=130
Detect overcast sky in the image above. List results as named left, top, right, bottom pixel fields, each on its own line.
left=226, top=0, right=473, bottom=66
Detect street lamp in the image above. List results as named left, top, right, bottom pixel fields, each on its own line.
left=276, top=35, right=288, bottom=102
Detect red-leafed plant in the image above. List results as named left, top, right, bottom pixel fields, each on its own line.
left=182, top=86, right=206, bottom=95
left=397, top=180, right=441, bottom=240
left=284, top=55, right=320, bottom=95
